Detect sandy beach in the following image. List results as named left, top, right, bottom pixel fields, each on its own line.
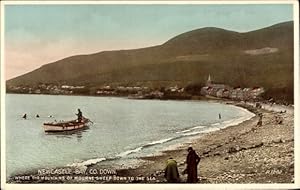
left=9, top=101, right=294, bottom=184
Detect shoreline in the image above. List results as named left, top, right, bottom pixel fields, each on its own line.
left=113, top=101, right=294, bottom=183
left=7, top=100, right=294, bottom=184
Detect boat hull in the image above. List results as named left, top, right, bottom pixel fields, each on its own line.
left=43, top=118, right=90, bottom=132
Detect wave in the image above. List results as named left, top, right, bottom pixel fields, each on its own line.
left=68, top=137, right=176, bottom=168
left=67, top=112, right=254, bottom=169
left=211, top=122, right=221, bottom=126
left=116, top=137, right=177, bottom=158
left=176, top=125, right=207, bottom=134
left=201, top=127, right=221, bottom=134
left=67, top=157, right=106, bottom=167
left=191, top=125, right=206, bottom=130
left=221, top=115, right=253, bottom=129
left=181, top=131, right=202, bottom=136
left=181, top=129, right=192, bottom=133
left=176, top=129, right=191, bottom=133
left=116, top=147, right=143, bottom=157
left=146, top=137, right=173, bottom=146
left=222, top=119, right=237, bottom=124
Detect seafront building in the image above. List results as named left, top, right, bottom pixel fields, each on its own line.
left=201, top=74, right=265, bottom=101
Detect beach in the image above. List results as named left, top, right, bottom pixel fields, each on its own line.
left=112, top=101, right=294, bottom=183
left=8, top=101, right=294, bottom=184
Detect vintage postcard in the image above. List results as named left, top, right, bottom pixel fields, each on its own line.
left=1, top=1, right=299, bottom=190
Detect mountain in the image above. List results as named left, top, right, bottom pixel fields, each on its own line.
left=7, top=21, right=294, bottom=102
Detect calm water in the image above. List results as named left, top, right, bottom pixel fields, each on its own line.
left=6, top=94, right=254, bottom=177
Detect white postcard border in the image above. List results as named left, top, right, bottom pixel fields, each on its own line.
left=1, top=1, right=299, bottom=190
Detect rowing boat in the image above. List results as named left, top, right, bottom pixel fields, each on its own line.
left=43, top=117, right=91, bottom=132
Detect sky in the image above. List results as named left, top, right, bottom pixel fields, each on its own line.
left=4, top=4, right=293, bottom=80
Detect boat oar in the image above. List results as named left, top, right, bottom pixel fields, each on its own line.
left=87, top=118, right=94, bottom=124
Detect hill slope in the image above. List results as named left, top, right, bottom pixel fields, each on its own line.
left=7, top=21, right=294, bottom=101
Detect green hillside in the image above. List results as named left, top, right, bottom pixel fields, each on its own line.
left=7, top=21, right=294, bottom=102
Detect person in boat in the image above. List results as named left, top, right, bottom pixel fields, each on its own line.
left=22, top=113, right=27, bottom=119
left=164, top=157, right=180, bottom=183
left=184, top=147, right=200, bottom=183
left=76, top=109, right=83, bottom=122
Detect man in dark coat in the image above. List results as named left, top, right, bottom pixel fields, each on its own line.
left=164, top=157, right=180, bottom=183
left=185, top=147, right=200, bottom=183
left=76, top=109, right=83, bottom=122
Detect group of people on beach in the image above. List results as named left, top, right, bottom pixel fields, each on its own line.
left=164, top=146, right=200, bottom=183
left=163, top=113, right=223, bottom=183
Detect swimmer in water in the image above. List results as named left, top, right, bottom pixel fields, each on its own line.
left=22, top=114, right=27, bottom=119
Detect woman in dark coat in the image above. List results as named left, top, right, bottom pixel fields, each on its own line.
left=185, top=147, right=200, bottom=183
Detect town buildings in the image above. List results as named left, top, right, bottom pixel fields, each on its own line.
left=201, top=74, right=265, bottom=101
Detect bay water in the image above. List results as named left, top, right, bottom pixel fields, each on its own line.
left=6, top=94, right=254, bottom=177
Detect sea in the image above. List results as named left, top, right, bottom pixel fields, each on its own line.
left=5, top=94, right=254, bottom=177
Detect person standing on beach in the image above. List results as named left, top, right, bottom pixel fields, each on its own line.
left=257, top=113, right=263, bottom=127
left=164, top=157, right=180, bottom=183
left=184, top=147, right=200, bottom=183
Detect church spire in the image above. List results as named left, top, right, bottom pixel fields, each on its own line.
left=207, top=74, right=212, bottom=86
